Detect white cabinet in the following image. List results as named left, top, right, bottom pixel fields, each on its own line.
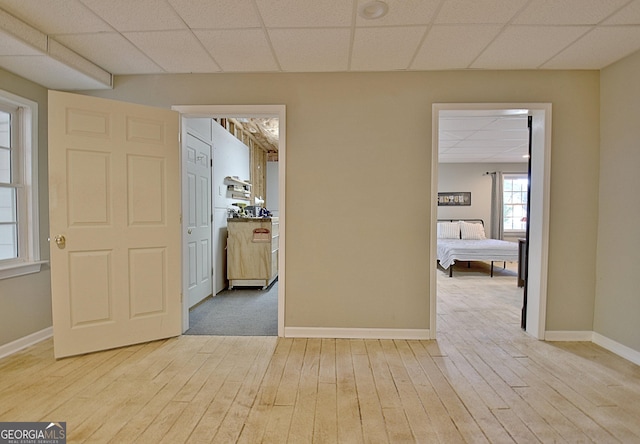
left=227, top=217, right=279, bottom=289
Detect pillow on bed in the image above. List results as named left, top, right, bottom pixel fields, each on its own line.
left=460, top=221, right=486, bottom=240
left=437, top=222, right=460, bottom=239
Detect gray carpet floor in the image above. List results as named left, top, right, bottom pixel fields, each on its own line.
left=185, top=280, right=278, bottom=336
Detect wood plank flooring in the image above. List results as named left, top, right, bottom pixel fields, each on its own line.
left=1, top=264, right=639, bottom=443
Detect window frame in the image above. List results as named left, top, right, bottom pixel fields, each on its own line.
left=502, top=173, right=528, bottom=235
left=0, top=89, right=43, bottom=280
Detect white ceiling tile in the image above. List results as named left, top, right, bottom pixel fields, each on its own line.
left=603, top=0, right=640, bottom=25
left=168, top=0, right=261, bottom=29
left=0, top=0, right=111, bottom=34
left=412, top=24, right=502, bottom=69
left=195, top=29, right=279, bottom=72
left=456, top=139, right=527, bottom=148
left=484, top=117, right=528, bottom=130
left=268, top=28, right=350, bottom=71
left=470, top=129, right=528, bottom=140
left=351, top=26, right=425, bottom=71
left=54, top=33, right=163, bottom=75
left=435, top=0, right=529, bottom=24
left=80, top=0, right=186, bottom=32
left=256, top=0, right=353, bottom=27
left=123, top=30, right=220, bottom=73
left=439, top=130, right=476, bottom=141
left=355, top=0, right=440, bottom=26
left=471, top=25, right=590, bottom=69
left=514, top=0, right=629, bottom=25
left=542, top=26, right=640, bottom=69
left=440, top=117, right=498, bottom=131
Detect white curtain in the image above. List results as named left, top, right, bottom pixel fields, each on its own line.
left=490, top=172, right=504, bottom=239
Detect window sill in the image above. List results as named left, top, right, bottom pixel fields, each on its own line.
left=0, top=261, right=48, bottom=280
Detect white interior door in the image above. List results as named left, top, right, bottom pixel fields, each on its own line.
left=184, top=131, right=213, bottom=308
left=48, top=90, right=181, bottom=358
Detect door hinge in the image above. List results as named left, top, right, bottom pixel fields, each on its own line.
left=211, top=214, right=214, bottom=223
left=210, top=159, right=213, bottom=167
left=180, top=292, right=183, bottom=302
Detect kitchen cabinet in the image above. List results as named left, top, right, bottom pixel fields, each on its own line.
left=227, top=217, right=278, bottom=289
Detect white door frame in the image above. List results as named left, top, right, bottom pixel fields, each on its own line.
left=172, top=104, right=286, bottom=337
left=430, top=103, right=552, bottom=340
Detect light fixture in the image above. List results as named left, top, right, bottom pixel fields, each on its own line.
left=358, top=1, right=389, bottom=20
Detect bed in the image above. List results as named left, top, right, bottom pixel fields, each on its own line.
left=437, top=219, right=519, bottom=277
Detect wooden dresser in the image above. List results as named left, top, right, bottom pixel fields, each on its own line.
left=227, top=217, right=279, bottom=289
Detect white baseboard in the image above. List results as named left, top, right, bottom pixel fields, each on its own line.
left=593, top=332, right=640, bottom=366
left=0, top=327, right=53, bottom=360
left=544, top=330, right=594, bottom=341
left=285, top=327, right=430, bottom=340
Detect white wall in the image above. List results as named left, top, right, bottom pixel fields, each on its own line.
left=212, top=120, right=250, bottom=293
left=266, top=161, right=279, bottom=217
left=438, top=162, right=527, bottom=238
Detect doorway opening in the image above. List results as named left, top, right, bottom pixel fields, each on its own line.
left=172, top=105, right=286, bottom=337
left=430, top=103, right=551, bottom=340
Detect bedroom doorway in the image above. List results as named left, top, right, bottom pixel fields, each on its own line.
left=431, top=103, right=551, bottom=340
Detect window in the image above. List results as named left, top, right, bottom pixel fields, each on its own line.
left=503, top=174, right=528, bottom=232
left=0, top=90, right=41, bottom=279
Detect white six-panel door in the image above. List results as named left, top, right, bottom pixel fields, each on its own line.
left=184, top=131, right=213, bottom=308
left=48, top=91, right=181, bottom=358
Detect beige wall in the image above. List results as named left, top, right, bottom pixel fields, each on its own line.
left=0, top=68, right=51, bottom=347
left=596, top=50, right=640, bottom=352
left=81, top=70, right=600, bottom=332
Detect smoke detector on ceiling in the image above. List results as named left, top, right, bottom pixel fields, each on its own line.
left=358, top=1, right=389, bottom=20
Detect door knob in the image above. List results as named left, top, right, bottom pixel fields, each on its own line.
left=188, top=229, right=192, bottom=234
left=54, top=235, right=66, bottom=248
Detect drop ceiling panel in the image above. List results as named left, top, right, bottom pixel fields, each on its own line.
left=439, top=112, right=529, bottom=163
left=472, top=25, right=590, bottom=69
left=603, top=0, right=640, bottom=25
left=351, top=26, right=426, bottom=70
left=440, top=117, right=502, bottom=131
left=123, top=30, right=220, bottom=73
left=168, top=0, right=261, bottom=29
left=542, top=26, right=640, bottom=69
left=195, top=29, right=279, bottom=72
left=439, top=130, right=477, bottom=141
left=54, top=33, right=163, bottom=75
left=355, top=0, right=439, bottom=26
left=455, top=139, right=527, bottom=148
left=269, top=28, right=350, bottom=72
left=412, top=24, right=502, bottom=70
left=0, top=0, right=111, bottom=34
left=514, top=0, right=630, bottom=25
left=467, top=129, right=529, bottom=140
left=1, top=1, right=640, bottom=93
left=255, top=0, right=353, bottom=27
left=435, top=0, right=529, bottom=24
left=80, top=0, right=186, bottom=32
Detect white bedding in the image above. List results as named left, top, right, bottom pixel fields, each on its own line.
left=437, top=238, right=519, bottom=270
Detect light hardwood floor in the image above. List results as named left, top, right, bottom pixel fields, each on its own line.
left=1, top=263, right=639, bottom=443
